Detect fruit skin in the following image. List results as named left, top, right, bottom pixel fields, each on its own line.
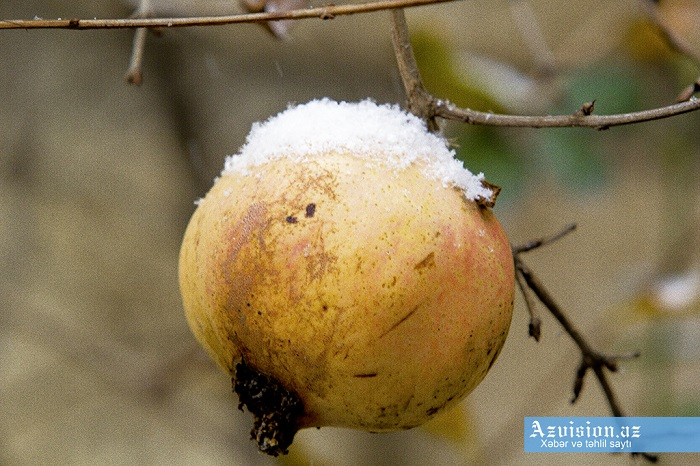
left=179, top=150, right=514, bottom=433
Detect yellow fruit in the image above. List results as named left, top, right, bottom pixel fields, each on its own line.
left=179, top=99, right=514, bottom=455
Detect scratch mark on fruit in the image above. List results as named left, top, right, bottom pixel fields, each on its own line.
left=380, top=305, right=418, bottom=338
left=353, top=372, right=378, bottom=378
left=414, top=252, right=435, bottom=270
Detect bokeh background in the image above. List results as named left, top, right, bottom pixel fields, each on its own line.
left=1, top=0, right=699, bottom=464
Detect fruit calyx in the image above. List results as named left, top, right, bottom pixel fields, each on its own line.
left=232, top=358, right=304, bottom=456
left=476, top=179, right=501, bottom=208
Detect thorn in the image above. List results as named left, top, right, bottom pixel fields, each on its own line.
left=575, top=100, right=595, bottom=116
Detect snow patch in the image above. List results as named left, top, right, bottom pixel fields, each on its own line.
left=223, top=98, right=491, bottom=201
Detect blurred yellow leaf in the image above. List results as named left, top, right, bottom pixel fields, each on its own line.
left=626, top=0, right=700, bottom=65
left=625, top=18, right=676, bottom=63
left=420, top=402, right=473, bottom=446
left=657, top=0, right=700, bottom=57
left=277, top=442, right=329, bottom=466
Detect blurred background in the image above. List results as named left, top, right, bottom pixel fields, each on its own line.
left=1, top=0, right=699, bottom=464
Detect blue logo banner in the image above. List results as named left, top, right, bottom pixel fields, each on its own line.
left=524, top=417, right=700, bottom=453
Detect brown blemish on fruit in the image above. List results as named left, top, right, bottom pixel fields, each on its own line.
left=286, top=216, right=298, bottom=224
left=382, top=276, right=397, bottom=289
left=305, top=203, right=316, bottom=218
left=222, top=202, right=269, bottom=307
left=293, top=167, right=338, bottom=202
left=304, top=235, right=338, bottom=282
left=414, top=252, right=436, bottom=270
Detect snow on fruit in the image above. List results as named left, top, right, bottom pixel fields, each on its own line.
left=178, top=99, right=515, bottom=455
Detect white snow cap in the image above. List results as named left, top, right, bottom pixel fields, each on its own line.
left=223, top=98, right=492, bottom=201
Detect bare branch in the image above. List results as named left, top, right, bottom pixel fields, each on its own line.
left=514, top=257, right=594, bottom=354
left=514, top=270, right=541, bottom=341
left=511, top=224, right=578, bottom=342
left=436, top=98, right=700, bottom=129
left=514, top=254, right=658, bottom=463
left=0, top=0, right=458, bottom=30
left=389, top=9, right=437, bottom=131
left=386, top=7, right=700, bottom=129
left=512, top=223, right=577, bottom=254
left=125, top=27, right=148, bottom=85
left=8, top=2, right=700, bottom=129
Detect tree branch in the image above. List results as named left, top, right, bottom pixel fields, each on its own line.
left=125, top=27, right=148, bottom=85
left=389, top=9, right=438, bottom=131
left=512, top=223, right=576, bottom=254
left=513, top=229, right=658, bottom=463
left=436, top=98, right=700, bottom=129
left=388, top=8, right=700, bottom=129
left=0, top=0, right=458, bottom=30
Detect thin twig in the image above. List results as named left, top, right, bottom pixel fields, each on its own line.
left=511, top=225, right=656, bottom=462
left=7, top=3, right=700, bottom=128
left=435, top=98, right=700, bottom=129
left=514, top=255, right=658, bottom=463
left=514, top=257, right=594, bottom=354
left=514, top=270, right=541, bottom=341
left=125, top=0, right=154, bottom=85
left=512, top=223, right=577, bottom=254
left=0, top=0, right=458, bottom=29
left=125, top=27, right=148, bottom=85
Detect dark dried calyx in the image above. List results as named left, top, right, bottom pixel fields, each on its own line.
left=233, top=359, right=304, bottom=456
